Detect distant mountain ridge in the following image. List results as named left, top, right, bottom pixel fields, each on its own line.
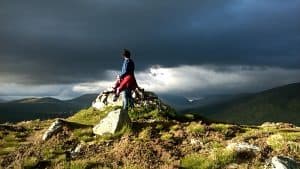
left=0, top=94, right=98, bottom=123
left=159, top=94, right=248, bottom=111
left=189, top=82, right=300, bottom=125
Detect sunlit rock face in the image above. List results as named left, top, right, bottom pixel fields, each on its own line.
left=92, top=109, right=131, bottom=136
left=92, top=88, right=123, bottom=109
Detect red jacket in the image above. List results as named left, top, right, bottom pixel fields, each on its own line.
left=117, top=74, right=138, bottom=92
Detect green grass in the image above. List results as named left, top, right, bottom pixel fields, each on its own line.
left=69, top=160, right=99, bottom=169
left=180, top=148, right=237, bottom=169
left=206, top=141, right=225, bottom=149
left=155, top=124, right=164, bottom=131
left=0, top=131, right=28, bottom=156
left=138, top=127, right=152, bottom=140
left=160, top=132, right=173, bottom=141
left=210, top=123, right=232, bottom=134
left=72, top=128, right=94, bottom=142
left=267, top=132, right=300, bottom=155
left=96, top=124, right=132, bottom=141
left=186, top=122, right=205, bottom=134
left=23, top=157, right=39, bottom=169
left=68, top=106, right=118, bottom=125
left=128, top=103, right=176, bottom=121
left=170, top=124, right=180, bottom=131
left=129, top=108, right=166, bottom=121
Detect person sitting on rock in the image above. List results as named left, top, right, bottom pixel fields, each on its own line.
left=113, top=49, right=138, bottom=110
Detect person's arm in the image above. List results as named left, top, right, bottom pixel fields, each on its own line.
left=119, top=59, right=129, bottom=79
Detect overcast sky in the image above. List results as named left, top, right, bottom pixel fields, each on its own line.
left=1, top=0, right=300, bottom=100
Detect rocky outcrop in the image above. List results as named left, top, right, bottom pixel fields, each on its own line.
left=266, top=156, right=300, bottom=169
left=93, top=109, right=131, bottom=136
left=92, top=88, right=170, bottom=112
left=42, top=119, right=90, bottom=141
left=92, top=88, right=123, bottom=109
left=42, top=119, right=64, bottom=141
left=261, top=122, right=296, bottom=128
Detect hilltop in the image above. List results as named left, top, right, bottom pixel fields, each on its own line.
left=0, top=91, right=299, bottom=169
left=188, top=83, right=300, bottom=125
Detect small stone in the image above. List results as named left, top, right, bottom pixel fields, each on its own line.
left=227, top=142, right=260, bottom=153
left=190, top=138, right=203, bottom=146
left=71, top=143, right=83, bottom=157
left=227, top=163, right=239, bottom=169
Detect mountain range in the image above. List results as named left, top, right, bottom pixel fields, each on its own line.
left=159, top=94, right=249, bottom=111
left=187, top=82, right=300, bottom=125
left=0, top=94, right=97, bottom=123
left=1, top=83, right=300, bottom=125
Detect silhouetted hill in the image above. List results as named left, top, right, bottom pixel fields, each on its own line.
left=190, top=83, right=300, bottom=125
left=8, top=97, right=64, bottom=104
left=65, top=93, right=98, bottom=108
left=159, top=94, right=247, bottom=111
left=0, top=94, right=98, bottom=123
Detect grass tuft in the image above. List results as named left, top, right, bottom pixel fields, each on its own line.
left=68, top=106, right=118, bottom=125
left=180, top=148, right=236, bottom=169
left=267, top=132, right=300, bottom=154
left=138, top=127, right=152, bottom=140
left=186, top=122, right=205, bottom=134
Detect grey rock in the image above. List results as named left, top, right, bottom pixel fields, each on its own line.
left=190, top=138, right=203, bottom=146
left=269, top=156, right=300, bottom=169
left=261, top=122, right=295, bottom=128
left=93, top=109, right=131, bottom=136
left=92, top=88, right=123, bottom=109
left=92, top=88, right=169, bottom=112
left=227, top=142, right=260, bottom=153
left=71, top=143, right=83, bottom=157
left=42, top=119, right=64, bottom=141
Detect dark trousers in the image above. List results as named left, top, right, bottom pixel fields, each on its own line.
left=122, top=88, right=134, bottom=110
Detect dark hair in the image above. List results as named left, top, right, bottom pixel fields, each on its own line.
left=122, top=49, right=131, bottom=58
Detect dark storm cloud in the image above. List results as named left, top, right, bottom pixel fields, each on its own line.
left=1, top=0, right=300, bottom=85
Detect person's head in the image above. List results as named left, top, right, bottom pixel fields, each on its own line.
left=122, top=49, right=131, bottom=58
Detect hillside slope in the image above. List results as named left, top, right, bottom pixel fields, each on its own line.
left=0, top=94, right=98, bottom=123
left=65, top=94, right=98, bottom=108
left=191, top=83, right=300, bottom=125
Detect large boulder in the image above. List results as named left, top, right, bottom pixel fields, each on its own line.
left=93, top=109, right=131, bottom=136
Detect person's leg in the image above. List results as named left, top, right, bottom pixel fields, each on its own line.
left=128, top=90, right=134, bottom=108
left=122, top=89, right=129, bottom=110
